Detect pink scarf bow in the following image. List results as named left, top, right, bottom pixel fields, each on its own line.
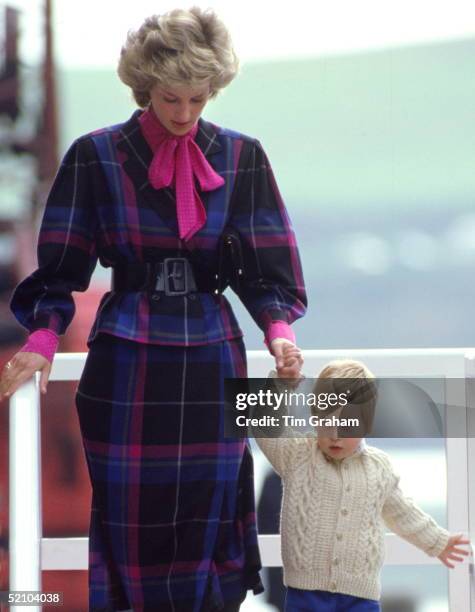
left=139, top=106, right=225, bottom=241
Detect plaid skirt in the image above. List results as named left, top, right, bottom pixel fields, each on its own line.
left=75, top=332, right=263, bottom=612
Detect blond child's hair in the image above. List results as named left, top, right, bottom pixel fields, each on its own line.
left=312, top=359, right=377, bottom=435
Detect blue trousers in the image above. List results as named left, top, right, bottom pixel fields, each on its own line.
left=285, top=587, right=381, bottom=611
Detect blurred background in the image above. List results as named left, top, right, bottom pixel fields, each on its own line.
left=0, top=0, right=474, bottom=609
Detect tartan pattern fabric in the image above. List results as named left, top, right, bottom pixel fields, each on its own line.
left=76, top=332, right=262, bottom=611
left=9, top=109, right=307, bottom=347
left=7, top=110, right=308, bottom=611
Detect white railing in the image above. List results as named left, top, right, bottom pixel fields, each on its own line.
left=9, top=348, right=475, bottom=611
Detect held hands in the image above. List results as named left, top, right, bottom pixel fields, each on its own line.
left=0, top=351, right=51, bottom=403
left=270, top=339, right=304, bottom=379
left=437, top=533, right=472, bottom=568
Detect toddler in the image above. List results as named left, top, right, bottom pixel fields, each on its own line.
left=255, top=348, right=471, bottom=611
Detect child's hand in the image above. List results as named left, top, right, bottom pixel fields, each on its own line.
left=437, top=533, right=471, bottom=568
left=272, top=342, right=303, bottom=379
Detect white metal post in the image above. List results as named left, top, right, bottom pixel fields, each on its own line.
left=465, top=354, right=475, bottom=612
left=9, top=372, right=42, bottom=612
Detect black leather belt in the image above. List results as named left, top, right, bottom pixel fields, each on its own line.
left=111, top=257, right=215, bottom=295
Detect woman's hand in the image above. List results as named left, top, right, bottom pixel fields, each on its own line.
left=270, top=339, right=303, bottom=379
left=437, top=533, right=471, bottom=568
left=0, top=351, right=52, bottom=403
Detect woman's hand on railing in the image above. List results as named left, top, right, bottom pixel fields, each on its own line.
left=0, top=351, right=51, bottom=402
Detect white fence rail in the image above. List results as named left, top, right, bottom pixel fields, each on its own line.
left=9, top=348, right=475, bottom=611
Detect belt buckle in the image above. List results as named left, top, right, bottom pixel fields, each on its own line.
left=162, top=258, right=188, bottom=296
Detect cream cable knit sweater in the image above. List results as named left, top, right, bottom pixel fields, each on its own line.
left=255, top=436, right=450, bottom=600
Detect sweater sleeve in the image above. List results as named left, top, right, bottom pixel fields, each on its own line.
left=225, top=139, right=307, bottom=346
left=9, top=137, right=99, bottom=336
left=382, top=464, right=450, bottom=557
left=254, top=437, right=307, bottom=479
left=253, top=371, right=308, bottom=478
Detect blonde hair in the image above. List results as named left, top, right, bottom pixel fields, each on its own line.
left=317, top=359, right=375, bottom=381
left=117, top=6, right=240, bottom=107
left=312, top=359, right=377, bottom=433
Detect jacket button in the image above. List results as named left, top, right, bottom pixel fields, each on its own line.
left=341, top=508, right=348, bottom=516
left=151, top=294, right=161, bottom=301
left=336, top=533, right=343, bottom=541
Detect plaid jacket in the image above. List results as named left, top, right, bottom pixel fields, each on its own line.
left=10, top=110, right=307, bottom=346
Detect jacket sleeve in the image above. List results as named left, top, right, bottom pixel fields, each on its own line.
left=225, top=138, right=307, bottom=336
left=9, top=137, right=99, bottom=336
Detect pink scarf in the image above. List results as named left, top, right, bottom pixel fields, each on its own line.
left=138, top=106, right=225, bottom=241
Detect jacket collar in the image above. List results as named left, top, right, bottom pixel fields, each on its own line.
left=115, top=110, right=222, bottom=236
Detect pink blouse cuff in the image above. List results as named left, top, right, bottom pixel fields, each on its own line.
left=19, top=329, right=59, bottom=364
left=264, top=321, right=296, bottom=352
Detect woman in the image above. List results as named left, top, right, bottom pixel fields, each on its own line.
left=0, top=7, right=306, bottom=611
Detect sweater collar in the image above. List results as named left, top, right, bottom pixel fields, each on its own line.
left=320, top=439, right=367, bottom=464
